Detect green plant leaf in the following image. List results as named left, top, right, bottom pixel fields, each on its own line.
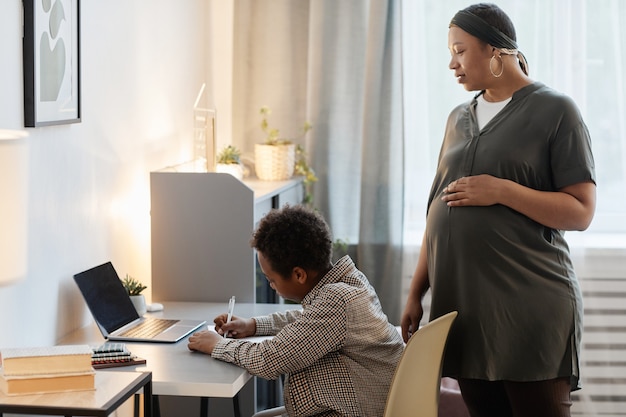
left=121, top=274, right=147, bottom=296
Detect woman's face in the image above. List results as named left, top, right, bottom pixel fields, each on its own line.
left=448, top=26, right=493, bottom=91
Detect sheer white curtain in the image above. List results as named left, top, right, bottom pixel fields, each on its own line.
left=232, top=0, right=405, bottom=323
left=402, top=1, right=626, bottom=415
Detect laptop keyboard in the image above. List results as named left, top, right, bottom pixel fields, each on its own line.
left=119, top=317, right=180, bottom=339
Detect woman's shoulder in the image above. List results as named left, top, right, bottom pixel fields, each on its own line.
left=524, top=82, right=579, bottom=108
left=446, top=99, right=473, bottom=125
left=515, top=82, right=584, bottom=124
left=450, top=98, right=473, bottom=113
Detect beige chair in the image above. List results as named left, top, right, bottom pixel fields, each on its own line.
left=383, top=310, right=458, bottom=417
left=252, top=311, right=458, bottom=417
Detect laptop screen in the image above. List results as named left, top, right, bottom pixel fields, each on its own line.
left=74, top=262, right=140, bottom=333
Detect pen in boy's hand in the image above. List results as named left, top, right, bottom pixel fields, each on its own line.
left=224, top=296, right=235, bottom=338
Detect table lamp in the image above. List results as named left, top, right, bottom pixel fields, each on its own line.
left=0, top=129, right=28, bottom=286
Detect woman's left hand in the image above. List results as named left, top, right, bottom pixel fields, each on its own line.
left=442, top=174, right=503, bottom=207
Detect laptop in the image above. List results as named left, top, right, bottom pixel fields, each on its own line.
left=73, top=262, right=206, bottom=343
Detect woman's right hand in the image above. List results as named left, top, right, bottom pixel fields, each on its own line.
left=400, top=297, right=424, bottom=343
left=213, top=314, right=256, bottom=338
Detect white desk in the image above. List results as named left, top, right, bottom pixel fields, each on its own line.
left=59, top=302, right=294, bottom=416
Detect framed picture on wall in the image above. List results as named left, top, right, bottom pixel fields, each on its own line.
left=23, top=0, right=81, bottom=127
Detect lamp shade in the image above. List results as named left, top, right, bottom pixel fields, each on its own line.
left=0, top=130, right=28, bottom=286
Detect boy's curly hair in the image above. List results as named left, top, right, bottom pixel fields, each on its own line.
left=251, top=205, right=333, bottom=278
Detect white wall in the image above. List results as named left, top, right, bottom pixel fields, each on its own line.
left=0, top=0, right=212, bottom=348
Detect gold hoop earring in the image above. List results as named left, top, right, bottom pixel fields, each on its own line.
left=490, top=55, right=504, bottom=78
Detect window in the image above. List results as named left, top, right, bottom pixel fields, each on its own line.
left=402, top=0, right=626, bottom=246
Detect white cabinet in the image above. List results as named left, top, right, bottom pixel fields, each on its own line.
left=150, top=168, right=303, bottom=303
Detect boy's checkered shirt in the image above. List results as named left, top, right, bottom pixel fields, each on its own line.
left=212, top=255, right=404, bottom=416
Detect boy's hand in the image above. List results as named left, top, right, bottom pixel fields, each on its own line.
left=187, top=330, right=223, bottom=354
left=214, top=315, right=257, bottom=338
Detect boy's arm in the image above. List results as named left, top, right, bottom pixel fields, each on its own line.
left=254, top=309, right=303, bottom=335
left=211, top=293, right=347, bottom=380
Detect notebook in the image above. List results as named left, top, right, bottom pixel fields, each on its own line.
left=73, top=262, right=206, bottom=343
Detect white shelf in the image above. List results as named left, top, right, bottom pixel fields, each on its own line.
left=150, top=171, right=303, bottom=303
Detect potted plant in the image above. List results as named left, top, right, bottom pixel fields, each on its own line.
left=254, top=106, right=312, bottom=181
left=294, top=144, right=318, bottom=205
left=215, top=145, right=245, bottom=180
left=121, top=274, right=148, bottom=316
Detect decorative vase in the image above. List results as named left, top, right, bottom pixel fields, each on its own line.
left=129, top=294, right=147, bottom=316
left=216, top=163, right=244, bottom=180
left=254, top=143, right=296, bottom=181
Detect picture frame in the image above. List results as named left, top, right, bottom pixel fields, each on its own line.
left=23, top=0, right=81, bottom=127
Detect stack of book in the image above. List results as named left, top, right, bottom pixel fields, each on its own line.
left=91, top=343, right=146, bottom=369
left=0, top=344, right=95, bottom=396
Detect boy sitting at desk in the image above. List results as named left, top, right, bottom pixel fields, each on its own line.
left=188, top=205, right=404, bottom=417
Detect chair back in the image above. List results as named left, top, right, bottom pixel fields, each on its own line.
left=383, top=311, right=458, bottom=417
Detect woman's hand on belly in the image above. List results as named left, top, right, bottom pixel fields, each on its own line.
left=442, top=174, right=503, bottom=207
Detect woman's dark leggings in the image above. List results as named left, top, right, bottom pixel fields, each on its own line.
left=457, top=377, right=573, bottom=417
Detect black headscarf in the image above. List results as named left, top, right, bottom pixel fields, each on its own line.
left=450, top=10, right=517, bottom=50
left=450, top=9, right=528, bottom=74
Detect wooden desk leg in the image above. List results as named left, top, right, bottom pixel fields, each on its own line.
left=200, top=397, right=209, bottom=417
